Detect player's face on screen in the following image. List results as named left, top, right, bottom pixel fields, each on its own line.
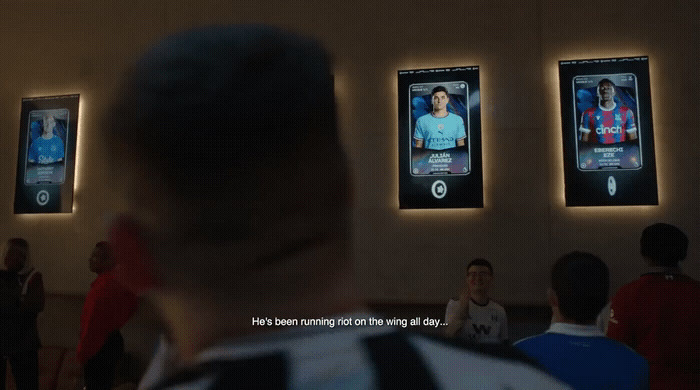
left=432, top=91, right=449, bottom=111
left=43, top=115, right=56, bottom=135
left=467, top=265, right=492, bottom=293
left=597, top=81, right=615, bottom=102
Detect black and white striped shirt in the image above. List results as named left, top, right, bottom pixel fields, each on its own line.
left=150, top=320, right=570, bottom=389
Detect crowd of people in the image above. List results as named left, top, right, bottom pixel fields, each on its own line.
left=443, top=223, right=696, bottom=389
left=1, top=25, right=696, bottom=390
left=1, top=239, right=136, bottom=390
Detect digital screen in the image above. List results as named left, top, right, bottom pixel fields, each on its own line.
left=559, top=57, right=657, bottom=206
left=399, top=67, right=483, bottom=209
left=14, top=95, right=79, bottom=213
left=572, top=74, right=641, bottom=170
left=409, top=81, right=470, bottom=175
left=24, top=109, right=69, bottom=185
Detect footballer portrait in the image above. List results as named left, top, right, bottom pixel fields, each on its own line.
left=573, top=74, right=642, bottom=170
left=24, top=109, right=69, bottom=184
left=409, top=82, right=470, bottom=176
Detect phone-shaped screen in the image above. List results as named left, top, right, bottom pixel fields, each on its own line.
left=24, top=109, right=69, bottom=185
left=572, top=73, right=642, bottom=171
left=409, top=81, right=470, bottom=176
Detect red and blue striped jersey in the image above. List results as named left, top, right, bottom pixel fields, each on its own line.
left=579, top=104, right=636, bottom=144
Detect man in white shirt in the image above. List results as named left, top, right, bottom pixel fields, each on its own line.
left=445, top=258, right=508, bottom=343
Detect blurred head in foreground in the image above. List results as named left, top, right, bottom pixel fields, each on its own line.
left=106, top=25, right=356, bottom=360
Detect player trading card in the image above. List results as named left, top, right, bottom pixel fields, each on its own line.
left=409, top=81, right=470, bottom=176
left=15, top=94, right=79, bottom=214
left=24, top=109, right=69, bottom=185
left=573, top=73, right=642, bottom=170
left=558, top=57, right=657, bottom=206
left=398, top=66, right=482, bottom=209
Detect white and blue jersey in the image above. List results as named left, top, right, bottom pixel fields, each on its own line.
left=515, top=323, right=648, bottom=390
left=28, top=135, right=65, bottom=164
left=414, top=112, right=466, bottom=150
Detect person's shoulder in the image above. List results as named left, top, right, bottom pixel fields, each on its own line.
left=416, top=112, right=432, bottom=122
left=411, top=331, right=536, bottom=365
left=27, top=270, right=43, bottom=284
left=488, top=300, right=507, bottom=312
left=678, top=273, right=700, bottom=284
left=513, top=332, right=550, bottom=349
left=446, top=112, right=463, bottom=121
left=597, top=336, right=645, bottom=358
left=590, top=337, right=648, bottom=371
left=90, top=272, right=116, bottom=292
left=612, top=275, right=648, bottom=295
left=407, top=332, right=570, bottom=388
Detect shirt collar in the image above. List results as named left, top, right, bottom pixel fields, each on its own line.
left=598, top=101, right=617, bottom=111
left=546, top=322, right=604, bottom=337
left=645, top=266, right=682, bottom=275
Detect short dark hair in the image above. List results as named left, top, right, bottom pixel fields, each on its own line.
left=598, top=78, right=615, bottom=87
left=640, top=223, right=688, bottom=266
left=7, top=238, right=28, bottom=250
left=551, top=251, right=609, bottom=324
left=94, top=241, right=113, bottom=259
left=431, top=86, right=448, bottom=96
left=467, top=258, right=493, bottom=274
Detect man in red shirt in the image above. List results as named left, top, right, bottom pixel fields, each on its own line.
left=77, top=242, right=137, bottom=390
left=607, top=223, right=699, bottom=389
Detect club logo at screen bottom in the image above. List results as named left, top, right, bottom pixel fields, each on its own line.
left=36, top=190, right=50, bottom=206
left=607, top=176, right=617, bottom=196
left=431, top=180, right=447, bottom=199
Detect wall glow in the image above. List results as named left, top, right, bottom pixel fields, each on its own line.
left=72, top=95, right=87, bottom=213
left=332, top=67, right=354, bottom=154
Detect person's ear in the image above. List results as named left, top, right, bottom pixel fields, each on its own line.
left=108, top=215, right=158, bottom=295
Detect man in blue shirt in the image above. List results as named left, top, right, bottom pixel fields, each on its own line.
left=515, top=251, right=649, bottom=389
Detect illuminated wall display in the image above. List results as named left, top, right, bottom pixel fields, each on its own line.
left=559, top=57, right=657, bottom=206
left=14, top=95, right=79, bottom=213
left=398, top=66, right=483, bottom=208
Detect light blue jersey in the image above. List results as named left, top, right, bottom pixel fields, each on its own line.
left=515, top=323, right=648, bottom=390
left=28, top=135, right=64, bottom=164
left=414, top=112, right=466, bottom=150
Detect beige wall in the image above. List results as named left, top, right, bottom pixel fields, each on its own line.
left=0, top=1, right=697, bottom=303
